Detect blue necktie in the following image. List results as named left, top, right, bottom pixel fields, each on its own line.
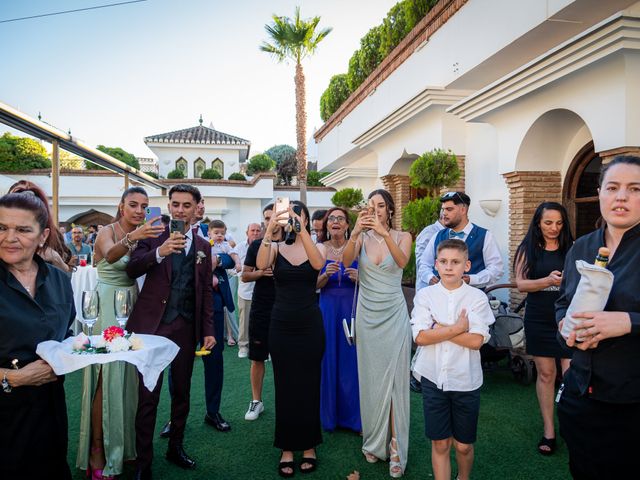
left=449, top=230, right=465, bottom=239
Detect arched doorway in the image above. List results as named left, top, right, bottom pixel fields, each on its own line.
left=563, top=141, right=602, bottom=238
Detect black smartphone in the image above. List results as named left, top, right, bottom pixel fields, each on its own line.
left=169, top=219, right=185, bottom=235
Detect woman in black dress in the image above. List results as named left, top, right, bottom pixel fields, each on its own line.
left=257, top=200, right=326, bottom=477
left=514, top=201, right=573, bottom=455
left=0, top=191, right=75, bottom=479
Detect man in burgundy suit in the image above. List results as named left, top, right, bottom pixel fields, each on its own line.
left=126, top=184, right=215, bottom=480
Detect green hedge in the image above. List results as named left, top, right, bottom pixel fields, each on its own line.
left=228, top=172, right=247, bottom=181
left=320, top=74, right=352, bottom=122
left=247, top=154, right=275, bottom=175
left=167, top=168, right=185, bottom=179
left=319, top=0, right=438, bottom=121
left=201, top=168, right=222, bottom=180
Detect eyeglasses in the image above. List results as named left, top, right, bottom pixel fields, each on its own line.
left=327, top=215, right=347, bottom=223
left=441, top=191, right=469, bottom=206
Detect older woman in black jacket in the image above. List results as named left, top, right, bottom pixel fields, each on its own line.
left=556, top=155, right=640, bottom=479
left=0, top=191, right=75, bottom=479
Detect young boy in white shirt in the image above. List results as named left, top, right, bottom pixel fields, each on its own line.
left=411, top=239, right=495, bottom=480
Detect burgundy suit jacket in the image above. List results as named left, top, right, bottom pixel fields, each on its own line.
left=126, top=227, right=214, bottom=342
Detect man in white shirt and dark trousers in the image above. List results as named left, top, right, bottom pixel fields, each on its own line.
left=411, top=239, right=494, bottom=480
left=236, top=223, right=262, bottom=358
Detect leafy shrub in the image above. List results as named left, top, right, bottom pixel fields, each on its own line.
left=347, top=26, right=384, bottom=92
left=228, top=172, right=247, bottom=181
left=320, top=74, right=352, bottom=121
left=87, top=145, right=140, bottom=171
left=146, top=171, right=159, bottom=179
left=307, top=170, right=330, bottom=187
left=331, top=188, right=364, bottom=209
left=201, top=168, right=222, bottom=180
left=409, top=148, right=460, bottom=196
left=167, top=168, right=185, bottom=179
left=0, top=132, right=51, bottom=172
left=402, top=196, right=441, bottom=236
left=402, top=241, right=417, bottom=284
left=247, top=154, right=275, bottom=175
left=319, top=0, right=436, bottom=121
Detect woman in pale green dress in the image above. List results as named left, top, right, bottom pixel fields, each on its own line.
left=342, top=189, right=413, bottom=478
left=76, top=187, right=164, bottom=479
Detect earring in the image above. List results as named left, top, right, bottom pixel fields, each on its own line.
left=327, top=231, right=331, bottom=239
left=39, top=243, right=44, bottom=248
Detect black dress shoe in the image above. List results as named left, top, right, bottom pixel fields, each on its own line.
left=166, top=444, right=196, bottom=469
left=204, top=412, right=231, bottom=432
left=159, top=420, right=171, bottom=438
left=134, top=466, right=152, bottom=480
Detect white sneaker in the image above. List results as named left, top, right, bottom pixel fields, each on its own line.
left=244, top=400, right=264, bottom=421
left=238, top=347, right=248, bottom=358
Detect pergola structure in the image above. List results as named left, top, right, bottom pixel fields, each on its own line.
left=0, top=100, right=166, bottom=224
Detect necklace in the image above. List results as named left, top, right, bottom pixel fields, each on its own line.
left=367, top=229, right=389, bottom=245
left=10, top=263, right=38, bottom=297
left=326, top=242, right=346, bottom=257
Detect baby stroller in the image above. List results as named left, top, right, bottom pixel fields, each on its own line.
left=482, top=284, right=536, bottom=385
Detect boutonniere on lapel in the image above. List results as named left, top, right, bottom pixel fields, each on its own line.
left=196, top=250, right=207, bottom=265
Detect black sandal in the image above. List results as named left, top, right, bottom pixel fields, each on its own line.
left=299, top=457, right=317, bottom=474
left=537, top=437, right=556, bottom=455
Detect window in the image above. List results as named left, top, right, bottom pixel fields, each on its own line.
left=194, top=158, right=206, bottom=178
left=176, top=157, right=188, bottom=174
left=212, top=158, right=224, bottom=177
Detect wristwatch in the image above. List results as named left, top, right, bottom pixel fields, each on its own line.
left=2, top=371, right=11, bottom=393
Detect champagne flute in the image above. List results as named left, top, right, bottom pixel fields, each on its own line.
left=114, top=289, right=132, bottom=329
left=81, top=289, right=100, bottom=337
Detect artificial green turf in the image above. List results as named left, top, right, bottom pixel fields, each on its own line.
left=66, top=350, right=570, bottom=479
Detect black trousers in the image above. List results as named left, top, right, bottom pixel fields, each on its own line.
left=558, top=388, right=640, bottom=479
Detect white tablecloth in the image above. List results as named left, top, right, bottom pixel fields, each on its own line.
left=36, top=334, right=179, bottom=391
left=70, top=266, right=98, bottom=334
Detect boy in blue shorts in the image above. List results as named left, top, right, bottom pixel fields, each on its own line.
left=411, top=239, right=495, bottom=480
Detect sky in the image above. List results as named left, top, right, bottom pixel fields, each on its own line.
left=0, top=0, right=398, bottom=158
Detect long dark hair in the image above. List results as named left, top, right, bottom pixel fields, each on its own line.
left=368, top=188, right=395, bottom=230
left=321, top=207, right=350, bottom=242
left=513, top=202, right=573, bottom=278
left=291, top=200, right=311, bottom=234
left=114, top=186, right=148, bottom=221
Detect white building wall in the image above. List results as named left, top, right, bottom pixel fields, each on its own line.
left=149, top=144, right=244, bottom=178
left=0, top=172, right=334, bottom=246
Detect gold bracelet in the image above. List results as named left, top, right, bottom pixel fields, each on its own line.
left=261, top=239, right=272, bottom=247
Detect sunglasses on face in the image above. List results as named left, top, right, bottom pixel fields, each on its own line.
left=441, top=191, right=468, bottom=206
left=327, top=215, right=347, bottom=223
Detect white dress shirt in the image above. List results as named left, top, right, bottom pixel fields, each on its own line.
left=415, top=221, right=445, bottom=290
left=411, top=282, right=495, bottom=391
left=235, top=241, right=255, bottom=301
left=155, top=227, right=194, bottom=263
left=417, top=221, right=504, bottom=289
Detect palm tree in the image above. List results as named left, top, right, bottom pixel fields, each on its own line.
left=261, top=7, right=332, bottom=203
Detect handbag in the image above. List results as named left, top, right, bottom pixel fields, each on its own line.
left=342, top=274, right=358, bottom=346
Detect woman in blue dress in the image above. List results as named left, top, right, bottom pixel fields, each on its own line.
left=317, top=207, right=361, bottom=432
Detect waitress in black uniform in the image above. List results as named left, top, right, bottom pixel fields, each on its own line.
left=514, top=201, right=573, bottom=455
left=0, top=191, right=75, bottom=479
left=257, top=200, right=326, bottom=478
left=556, top=155, right=640, bottom=479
